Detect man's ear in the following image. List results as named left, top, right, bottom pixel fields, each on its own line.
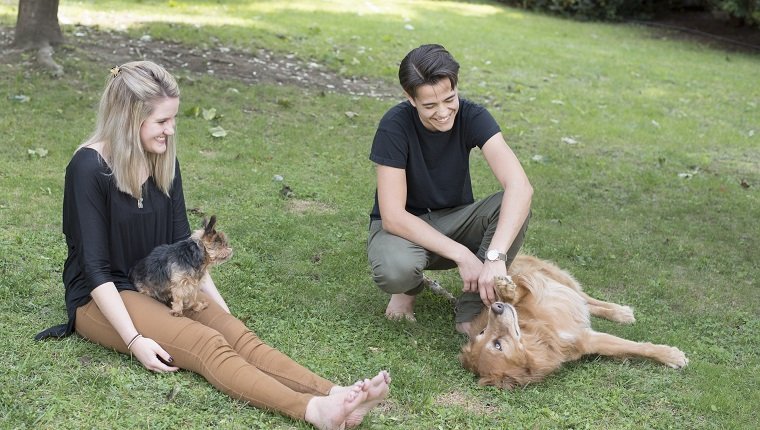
left=404, top=91, right=416, bottom=107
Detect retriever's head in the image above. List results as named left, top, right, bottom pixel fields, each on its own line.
left=459, top=302, right=553, bottom=389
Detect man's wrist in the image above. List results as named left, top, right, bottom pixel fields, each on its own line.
left=485, top=249, right=507, bottom=262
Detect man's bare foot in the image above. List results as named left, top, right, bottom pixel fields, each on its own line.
left=344, top=371, right=391, bottom=429
left=385, top=294, right=416, bottom=322
left=455, top=321, right=472, bottom=336
left=305, top=384, right=367, bottom=430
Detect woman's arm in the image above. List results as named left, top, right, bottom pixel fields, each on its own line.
left=90, top=283, right=178, bottom=372
left=200, top=273, right=230, bottom=313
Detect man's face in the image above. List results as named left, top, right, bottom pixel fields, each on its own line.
left=406, top=78, right=459, bottom=132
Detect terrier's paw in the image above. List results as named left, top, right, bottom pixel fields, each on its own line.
left=192, top=300, right=209, bottom=313
left=494, top=275, right=517, bottom=302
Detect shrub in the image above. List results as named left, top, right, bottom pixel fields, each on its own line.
left=496, top=0, right=760, bottom=26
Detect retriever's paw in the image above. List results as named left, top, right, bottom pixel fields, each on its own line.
left=494, top=275, right=516, bottom=302
left=662, top=346, right=688, bottom=369
left=612, top=305, right=635, bottom=324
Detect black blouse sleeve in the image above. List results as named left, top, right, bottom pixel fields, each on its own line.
left=171, top=159, right=191, bottom=242
left=63, top=149, right=114, bottom=291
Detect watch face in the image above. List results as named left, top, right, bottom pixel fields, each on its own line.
left=486, top=250, right=499, bottom=261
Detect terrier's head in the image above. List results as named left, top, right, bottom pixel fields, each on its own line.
left=192, top=215, right=233, bottom=264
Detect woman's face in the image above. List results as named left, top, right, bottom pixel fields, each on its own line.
left=140, top=97, right=179, bottom=155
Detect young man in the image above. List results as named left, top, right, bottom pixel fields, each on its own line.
left=367, top=44, right=533, bottom=335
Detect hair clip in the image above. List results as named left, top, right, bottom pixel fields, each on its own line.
left=110, top=66, right=120, bottom=78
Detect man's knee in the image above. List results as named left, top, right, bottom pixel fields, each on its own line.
left=370, top=258, right=425, bottom=295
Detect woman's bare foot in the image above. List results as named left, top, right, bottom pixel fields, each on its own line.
left=330, top=371, right=391, bottom=429
left=305, top=384, right=367, bottom=430
left=385, top=294, right=416, bottom=321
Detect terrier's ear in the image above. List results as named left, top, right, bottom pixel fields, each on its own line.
left=204, top=215, right=217, bottom=234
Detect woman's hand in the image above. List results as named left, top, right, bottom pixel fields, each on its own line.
left=130, top=336, right=179, bottom=373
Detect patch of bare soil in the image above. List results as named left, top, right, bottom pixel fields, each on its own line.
left=0, top=24, right=399, bottom=99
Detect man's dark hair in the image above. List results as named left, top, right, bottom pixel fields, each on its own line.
left=398, top=44, right=460, bottom=99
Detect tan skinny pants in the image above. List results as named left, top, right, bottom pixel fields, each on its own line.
left=75, top=290, right=334, bottom=420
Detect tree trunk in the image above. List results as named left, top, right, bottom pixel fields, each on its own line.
left=13, top=0, right=63, bottom=49
left=13, top=0, right=64, bottom=77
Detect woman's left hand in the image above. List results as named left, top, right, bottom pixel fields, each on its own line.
left=130, top=336, right=179, bottom=373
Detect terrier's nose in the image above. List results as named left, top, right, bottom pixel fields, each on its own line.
left=491, top=302, right=505, bottom=315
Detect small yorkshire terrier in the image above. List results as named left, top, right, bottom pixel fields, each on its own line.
left=129, top=215, right=233, bottom=316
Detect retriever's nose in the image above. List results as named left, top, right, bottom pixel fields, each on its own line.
left=491, top=302, right=505, bottom=315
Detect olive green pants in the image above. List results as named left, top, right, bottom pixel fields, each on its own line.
left=367, top=192, right=530, bottom=323
left=75, top=290, right=334, bottom=420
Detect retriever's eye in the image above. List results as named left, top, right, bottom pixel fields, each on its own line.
left=479, top=330, right=485, bottom=336
left=493, top=340, right=502, bottom=351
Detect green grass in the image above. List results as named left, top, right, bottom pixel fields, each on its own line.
left=2, top=0, right=759, bottom=429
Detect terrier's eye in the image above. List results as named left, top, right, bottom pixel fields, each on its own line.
left=479, top=330, right=485, bottom=336
left=493, top=340, right=502, bottom=351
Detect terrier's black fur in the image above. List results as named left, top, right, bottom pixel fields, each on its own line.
left=129, top=215, right=232, bottom=316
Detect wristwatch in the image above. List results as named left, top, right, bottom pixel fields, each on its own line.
left=486, top=249, right=507, bottom=262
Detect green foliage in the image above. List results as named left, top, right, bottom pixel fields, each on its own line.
left=712, top=0, right=760, bottom=26
left=493, top=0, right=658, bottom=20
left=1, top=0, right=759, bottom=429
left=497, top=0, right=760, bottom=25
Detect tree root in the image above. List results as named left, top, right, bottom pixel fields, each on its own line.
left=36, top=43, right=64, bottom=77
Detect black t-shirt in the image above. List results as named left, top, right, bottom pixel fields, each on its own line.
left=59, top=148, right=191, bottom=334
left=369, top=98, right=501, bottom=220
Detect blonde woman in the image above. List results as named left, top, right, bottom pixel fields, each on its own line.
left=37, top=61, right=389, bottom=430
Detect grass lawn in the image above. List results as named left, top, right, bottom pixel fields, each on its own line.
left=1, top=0, right=758, bottom=428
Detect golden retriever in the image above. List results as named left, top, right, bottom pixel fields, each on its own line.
left=459, top=255, right=688, bottom=389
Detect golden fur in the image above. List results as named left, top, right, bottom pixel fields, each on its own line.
left=459, top=255, right=688, bottom=389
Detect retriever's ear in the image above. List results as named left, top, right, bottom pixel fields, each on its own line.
left=458, top=346, right=474, bottom=370
left=478, top=375, right=518, bottom=390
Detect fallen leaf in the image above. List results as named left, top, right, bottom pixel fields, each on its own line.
left=561, top=137, right=578, bottom=145
left=280, top=184, right=294, bottom=198
left=208, top=126, right=227, bottom=138
left=184, top=105, right=200, bottom=117
left=188, top=207, right=205, bottom=216
left=345, top=111, right=359, bottom=118
left=740, top=179, right=750, bottom=189
left=166, top=385, right=181, bottom=402
left=202, top=107, right=217, bottom=121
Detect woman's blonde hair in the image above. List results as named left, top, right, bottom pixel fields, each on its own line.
left=79, top=60, right=180, bottom=199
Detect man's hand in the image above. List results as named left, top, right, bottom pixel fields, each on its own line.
left=477, top=261, right=508, bottom=306
left=457, top=251, right=484, bottom=294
